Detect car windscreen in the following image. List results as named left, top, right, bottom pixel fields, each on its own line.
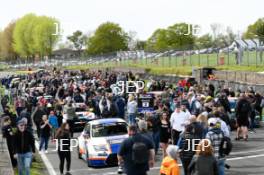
left=92, top=122, right=127, bottom=137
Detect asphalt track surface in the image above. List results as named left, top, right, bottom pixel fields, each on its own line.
left=38, top=126, right=264, bottom=175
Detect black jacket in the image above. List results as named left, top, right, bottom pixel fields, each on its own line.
left=14, top=130, right=35, bottom=154
left=179, top=133, right=200, bottom=162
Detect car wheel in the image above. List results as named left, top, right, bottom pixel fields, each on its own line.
left=86, top=149, right=91, bottom=167
left=77, top=146, right=82, bottom=159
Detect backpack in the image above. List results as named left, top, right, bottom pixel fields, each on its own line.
left=211, top=129, right=232, bottom=157
left=132, top=136, right=149, bottom=164
left=219, top=133, right=233, bottom=157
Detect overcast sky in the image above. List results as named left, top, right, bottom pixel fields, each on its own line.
left=0, top=0, right=263, bottom=40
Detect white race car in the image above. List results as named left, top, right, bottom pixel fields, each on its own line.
left=77, top=118, right=128, bottom=167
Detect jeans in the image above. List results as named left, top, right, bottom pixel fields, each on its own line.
left=39, top=136, right=49, bottom=151
left=17, top=152, right=32, bottom=175
left=218, top=159, right=225, bottom=175
left=152, top=131, right=160, bottom=154
left=128, top=113, right=136, bottom=126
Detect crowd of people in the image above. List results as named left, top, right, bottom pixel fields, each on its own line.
left=0, top=68, right=263, bottom=175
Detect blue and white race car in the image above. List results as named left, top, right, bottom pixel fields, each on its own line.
left=77, top=118, right=128, bottom=167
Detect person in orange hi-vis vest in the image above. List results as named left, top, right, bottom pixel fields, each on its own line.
left=160, top=145, right=180, bottom=175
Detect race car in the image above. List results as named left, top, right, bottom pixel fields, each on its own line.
left=77, top=118, right=128, bottom=167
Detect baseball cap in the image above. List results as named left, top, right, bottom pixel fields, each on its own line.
left=17, top=118, right=28, bottom=126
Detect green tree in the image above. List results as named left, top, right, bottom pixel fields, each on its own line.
left=86, top=22, right=128, bottom=55
left=67, top=30, right=87, bottom=55
left=146, top=29, right=169, bottom=51
left=33, top=15, right=59, bottom=58
left=0, top=21, right=17, bottom=61
left=244, top=18, right=264, bottom=62
left=13, top=13, right=59, bottom=59
left=195, top=34, right=213, bottom=49
left=135, top=40, right=146, bottom=50
left=13, top=13, right=38, bottom=58
left=146, top=23, right=195, bottom=52
left=167, top=23, right=195, bottom=50
left=244, top=18, right=264, bottom=43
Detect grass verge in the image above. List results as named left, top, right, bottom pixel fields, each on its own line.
left=14, top=153, right=46, bottom=175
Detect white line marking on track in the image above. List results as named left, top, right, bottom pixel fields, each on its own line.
left=35, top=141, right=57, bottom=175
left=86, top=153, right=264, bottom=175
left=226, top=153, right=264, bottom=161
left=230, top=148, right=264, bottom=155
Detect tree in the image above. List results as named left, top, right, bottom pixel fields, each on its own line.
left=135, top=40, right=146, bottom=50
left=13, top=13, right=59, bottom=59
left=0, top=30, right=3, bottom=60
left=86, top=22, right=128, bottom=55
left=146, top=23, right=195, bottom=52
left=67, top=30, right=87, bottom=55
left=13, top=13, right=38, bottom=58
left=2, top=22, right=17, bottom=59
left=244, top=18, right=264, bottom=62
left=0, top=21, right=17, bottom=61
left=226, top=26, right=236, bottom=45
left=127, top=30, right=137, bottom=50
left=167, top=23, right=195, bottom=50
left=210, top=23, right=223, bottom=40
left=195, top=34, right=214, bottom=49
left=146, top=29, right=169, bottom=51
left=244, top=18, right=264, bottom=43
left=33, top=15, right=60, bottom=58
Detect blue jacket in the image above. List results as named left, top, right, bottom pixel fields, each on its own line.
left=49, top=115, right=58, bottom=128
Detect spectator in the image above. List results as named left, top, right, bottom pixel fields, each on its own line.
left=55, top=123, right=72, bottom=175
left=170, top=103, right=191, bottom=145
left=235, top=94, right=251, bottom=141
left=48, top=111, right=59, bottom=141
left=1, top=116, right=17, bottom=167
left=196, top=114, right=208, bottom=138
left=159, top=112, right=171, bottom=158
left=39, top=115, right=51, bottom=153
left=179, top=124, right=200, bottom=175
left=138, top=119, right=154, bottom=144
left=188, top=139, right=218, bottom=175
left=127, top=95, right=137, bottom=126
left=146, top=112, right=161, bottom=155
left=19, top=104, right=33, bottom=134
left=114, top=95, right=126, bottom=119
left=118, top=125, right=155, bottom=175
left=14, top=118, right=35, bottom=175
left=32, top=104, right=47, bottom=138
left=64, top=101, right=76, bottom=137
left=160, top=145, right=180, bottom=175
left=189, top=115, right=204, bottom=139
left=99, top=95, right=117, bottom=118
left=206, top=118, right=225, bottom=175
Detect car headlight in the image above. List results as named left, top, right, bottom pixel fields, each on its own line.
left=93, top=145, right=108, bottom=152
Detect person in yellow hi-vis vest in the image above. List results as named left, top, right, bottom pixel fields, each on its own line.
left=160, top=145, right=180, bottom=175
